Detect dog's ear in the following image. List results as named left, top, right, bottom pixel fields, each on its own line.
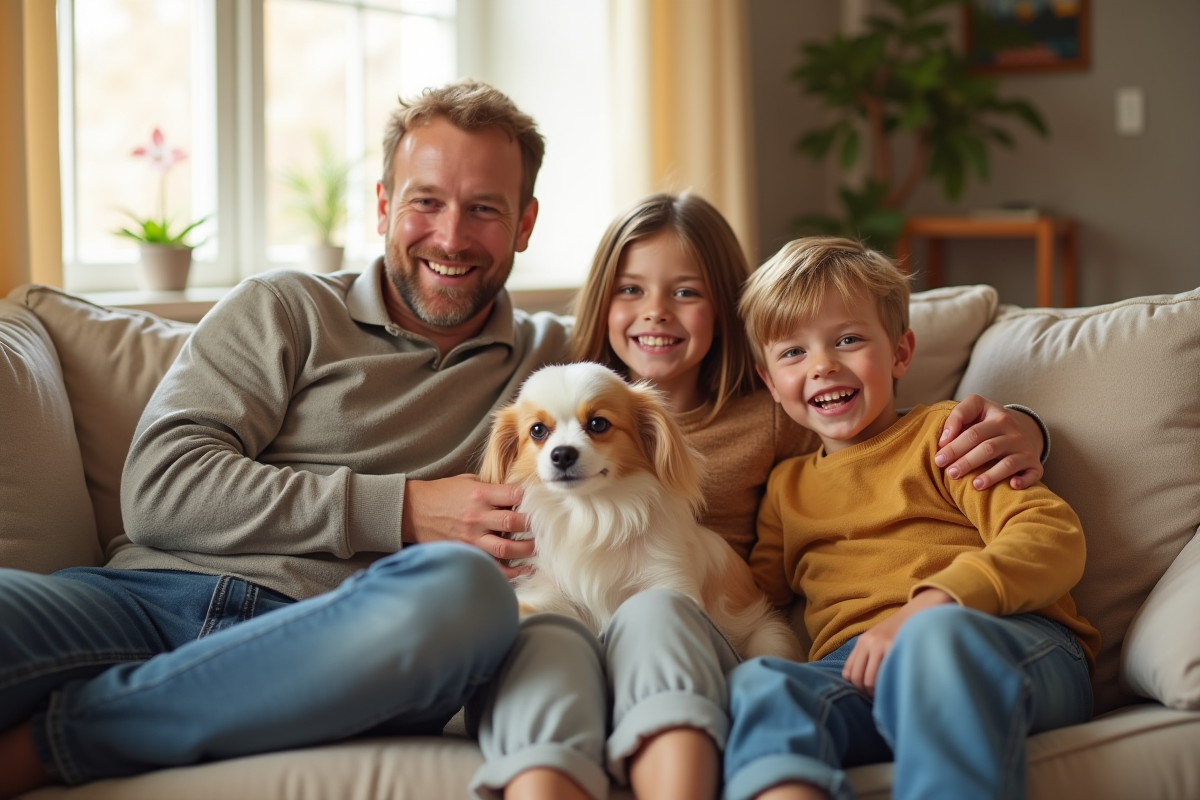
left=631, top=384, right=705, bottom=514
left=479, top=405, right=522, bottom=484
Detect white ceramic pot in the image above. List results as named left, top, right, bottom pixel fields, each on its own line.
left=307, top=244, right=345, bottom=274
left=138, top=244, right=193, bottom=292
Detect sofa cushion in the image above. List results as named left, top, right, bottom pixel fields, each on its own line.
left=956, top=288, right=1200, bottom=714
left=897, top=284, right=998, bottom=408
left=1121, top=526, right=1200, bottom=710
left=0, top=299, right=103, bottom=573
left=7, top=286, right=195, bottom=552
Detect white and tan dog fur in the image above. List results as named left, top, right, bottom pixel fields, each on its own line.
left=480, top=362, right=801, bottom=660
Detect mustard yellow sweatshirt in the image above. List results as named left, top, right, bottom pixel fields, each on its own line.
left=751, top=401, right=1100, bottom=666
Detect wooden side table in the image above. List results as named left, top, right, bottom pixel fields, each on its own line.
left=895, top=215, right=1078, bottom=307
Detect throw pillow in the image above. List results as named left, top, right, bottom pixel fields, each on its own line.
left=898, top=284, right=999, bottom=408
left=8, top=286, right=195, bottom=552
left=0, top=299, right=102, bottom=572
left=1121, top=526, right=1200, bottom=710
left=956, top=288, right=1200, bottom=714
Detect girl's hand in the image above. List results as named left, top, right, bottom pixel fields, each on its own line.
left=842, top=589, right=955, bottom=697
left=936, top=395, right=1045, bottom=490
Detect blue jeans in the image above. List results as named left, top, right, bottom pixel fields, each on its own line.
left=0, top=543, right=517, bottom=785
left=724, top=607, right=1093, bottom=800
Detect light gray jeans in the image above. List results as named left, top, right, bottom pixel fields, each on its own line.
left=468, top=589, right=741, bottom=800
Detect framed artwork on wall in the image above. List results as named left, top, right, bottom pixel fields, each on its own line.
left=965, top=0, right=1090, bottom=74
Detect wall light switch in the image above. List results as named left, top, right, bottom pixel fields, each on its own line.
left=1116, top=87, right=1145, bottom=136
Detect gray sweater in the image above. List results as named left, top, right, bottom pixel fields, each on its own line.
left=116, top=260, right=570, bottom=601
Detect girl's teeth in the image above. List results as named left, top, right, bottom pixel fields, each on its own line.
left=638, top=336, right=677, bottom=347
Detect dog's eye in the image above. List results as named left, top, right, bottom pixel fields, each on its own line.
left=530, top=423, right=549, bottom=441
left=587, top=417, right=611, bottom=434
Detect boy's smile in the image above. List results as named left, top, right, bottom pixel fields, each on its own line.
left=757, top=287, right=915, bottom=454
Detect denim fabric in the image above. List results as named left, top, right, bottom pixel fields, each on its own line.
left=0, top=543, right=517, bottom=785
left=724, top=607, right=1093, bottom=800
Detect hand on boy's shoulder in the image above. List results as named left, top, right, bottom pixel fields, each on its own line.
left=933, top=397, right=1046, bottom=491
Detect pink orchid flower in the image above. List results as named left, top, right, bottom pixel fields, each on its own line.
left=132, top=128, right=188, bottom=173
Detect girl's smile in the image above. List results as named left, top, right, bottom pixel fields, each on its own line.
left=607, top=231, right=715, bottom=412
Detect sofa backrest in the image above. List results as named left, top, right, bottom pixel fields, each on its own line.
left=956, top=288, right=1200, bottom=714
left=6, top=285, right=195, bottom=555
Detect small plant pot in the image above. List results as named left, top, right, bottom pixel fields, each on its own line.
left=138, top=244, right=193, bottom=291
left=306, top=244, right=345, bottom=274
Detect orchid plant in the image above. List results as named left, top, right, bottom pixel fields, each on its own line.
left=115, top=128, right=209, bottom=247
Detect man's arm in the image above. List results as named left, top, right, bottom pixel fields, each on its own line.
left=121, top=279, right=404, bottom=558
left=937, top=395, right=1047, bottom=490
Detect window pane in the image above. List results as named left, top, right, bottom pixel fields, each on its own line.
left=327, top=0, right=455, bottom=16
left=360, top=11, right=456, bottom=251
left=264, top=0, right=350, bottom=253
left=265, top=0, right=455, bottom=261
left=74, top=0, right=198, bottom=262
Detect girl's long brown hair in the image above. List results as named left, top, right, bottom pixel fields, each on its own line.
left=569, top=192, right=758, bottom=422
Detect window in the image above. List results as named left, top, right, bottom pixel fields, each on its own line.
left=59, top=0, right=457, bottom=293
left=58, top=0, right=614, bottom=295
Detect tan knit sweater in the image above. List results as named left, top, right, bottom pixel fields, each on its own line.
left=676, top=390, right=819, bottom=562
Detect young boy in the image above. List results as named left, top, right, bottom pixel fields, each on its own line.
left=725, top=237, right=1100, bottom=800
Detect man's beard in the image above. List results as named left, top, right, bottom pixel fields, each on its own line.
left=384, top=237, right=512, bottom=328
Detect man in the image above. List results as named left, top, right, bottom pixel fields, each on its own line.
left=0, top=80, right=1045, bottom=797
left=0, top=81, right=560, bottom=797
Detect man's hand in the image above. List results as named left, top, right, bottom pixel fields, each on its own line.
left=936, top=395, right=1045, bottom=490
left=402, top=474, right=534, bottom=579
left=842, top=589, right=955, bottom=697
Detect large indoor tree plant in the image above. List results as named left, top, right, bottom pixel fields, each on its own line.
left=791, top=0, right=1048, bottom=252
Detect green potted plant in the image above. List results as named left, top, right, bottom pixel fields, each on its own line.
left=115, top=128, right=209, bottom=291
left=790, top=0, right=1048, bottom=253
left=279, top=133, right=357, bottom=273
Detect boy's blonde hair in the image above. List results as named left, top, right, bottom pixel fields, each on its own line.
left=739, top=236, right=913, bottom=365
left=380, top=80, right=545, bottom=209
left=570, top=192, right=757, bottom=421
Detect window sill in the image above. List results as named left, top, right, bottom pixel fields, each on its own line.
left=80, top=287, right=232, bottom=324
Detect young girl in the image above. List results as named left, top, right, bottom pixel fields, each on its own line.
left=470, top=192, right=1047, bottom=800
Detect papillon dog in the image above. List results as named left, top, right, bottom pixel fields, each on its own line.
left=480, top=362, right=800, bottom=660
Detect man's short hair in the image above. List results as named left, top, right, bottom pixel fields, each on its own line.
left=380, top=80, right=546, bottom=208
left=739, top=236, right=912, bottom=366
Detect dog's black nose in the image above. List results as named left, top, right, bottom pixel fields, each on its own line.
left=550, top=446, right=578, bottom=470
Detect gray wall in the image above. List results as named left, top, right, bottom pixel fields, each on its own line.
left=748, top=0, right=1200, bottom=307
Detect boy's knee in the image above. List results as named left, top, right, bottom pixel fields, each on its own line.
left=885, top=605, right=1004, bottom=683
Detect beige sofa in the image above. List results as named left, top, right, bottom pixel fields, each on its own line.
left=2, top=281, right=1199, bottom=800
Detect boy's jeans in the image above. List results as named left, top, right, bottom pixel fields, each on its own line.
left=724, top=606, right=1093, bottom=800
left=0, top=543, right=517, bottom=785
